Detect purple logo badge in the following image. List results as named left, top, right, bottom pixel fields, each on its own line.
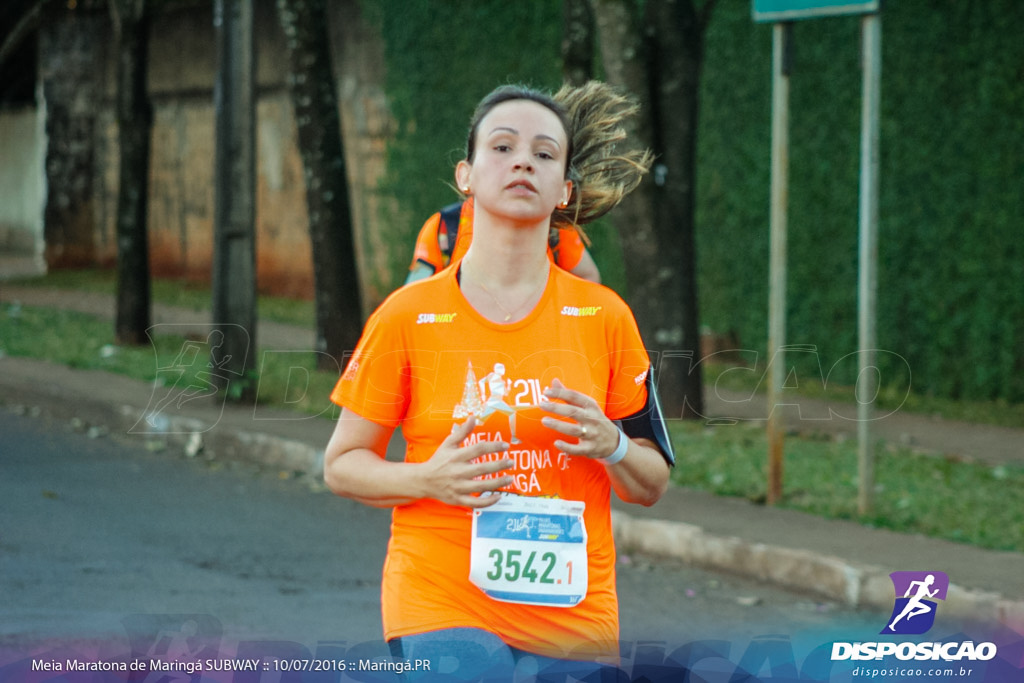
left=881, top=571, right=949, bottom=635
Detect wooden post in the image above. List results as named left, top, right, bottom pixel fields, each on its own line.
left=766, top=22, right=792, bottom=505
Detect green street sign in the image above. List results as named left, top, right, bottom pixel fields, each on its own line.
left=752, top=0, right=880, bottom=22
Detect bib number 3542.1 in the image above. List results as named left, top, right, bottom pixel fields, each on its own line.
left=469, top=495, right=587, bottom=607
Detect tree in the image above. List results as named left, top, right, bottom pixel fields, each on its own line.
left=588, top=0, right=716, bottom=419
left=562, top=0, right=595, bottom=86
left=110, top=0, right=153, bottom=345
left=0, top=0, right=52, bottom=73
left=275, top=0, right=363, bottom=371
left=36, top=2, right=105, bottom=269
left=212, top=0, right=257, bottom=402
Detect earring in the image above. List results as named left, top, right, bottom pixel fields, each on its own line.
left=461, top=186, right=470, bottom=194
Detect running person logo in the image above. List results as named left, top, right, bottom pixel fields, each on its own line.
left=452, top=360, right=547, bottom=445
left=881, top=571, right=949, bottom=635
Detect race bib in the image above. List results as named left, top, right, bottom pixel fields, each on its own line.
left=469, top=495, right=588, bottom=607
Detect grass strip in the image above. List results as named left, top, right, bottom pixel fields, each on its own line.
left=0, top=304, right=339, bottom=420
left=668, top=420, right=1024, bottom=553
left=6, top=267, right=316, bottom=328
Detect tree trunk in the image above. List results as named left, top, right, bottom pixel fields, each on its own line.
left=562, top=0, right=595, bottom=86
left=212, top=0, right=257, bottom=402
left=642, top=0, right=710, bottom=418
left=38, top=7, right=103, bottom=269
left=276, top=0, right=363, bottom=371
left=588, top=0, right=710, bottom=418
left=0, top=0, right=52, bottom=71
left=110, top=0, right=152, bottom=346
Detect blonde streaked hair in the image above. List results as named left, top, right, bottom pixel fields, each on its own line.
left=462, top=81, right=652, bottom=239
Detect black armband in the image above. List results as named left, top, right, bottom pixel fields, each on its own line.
left=620, top=367, right=675, bottom=466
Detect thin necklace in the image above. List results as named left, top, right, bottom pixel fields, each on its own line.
left=469, top=270, right=547, bottom=322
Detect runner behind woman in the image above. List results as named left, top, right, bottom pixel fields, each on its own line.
left=324, top=81, right=673, bottom=680
left=404, top=196, right=601, bottom=284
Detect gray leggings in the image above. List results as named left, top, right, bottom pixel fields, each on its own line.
left=388, top=627, right=616, bottom=682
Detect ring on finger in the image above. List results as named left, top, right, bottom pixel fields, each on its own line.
left=580, top=425, right=588, bottom=438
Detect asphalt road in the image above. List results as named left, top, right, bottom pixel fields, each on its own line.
left=1, top=407, right=887, bottom=677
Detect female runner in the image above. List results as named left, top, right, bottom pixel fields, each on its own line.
left=325, top=81, right=674, bottom=681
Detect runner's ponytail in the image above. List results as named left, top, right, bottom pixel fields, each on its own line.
left=553, top=81, right=653, bottom=234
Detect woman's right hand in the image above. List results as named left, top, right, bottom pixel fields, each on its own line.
left=420, top=416, right=514, bottom=508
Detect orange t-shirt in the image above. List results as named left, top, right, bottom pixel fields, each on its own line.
left=330, top=265, right=652, bottom=660
left=409, top=197, right=587, bottom=274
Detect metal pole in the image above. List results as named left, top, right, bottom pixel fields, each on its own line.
left=767, top=22, right=792, bottom=506
left=857, top=13, right=882, bottom=514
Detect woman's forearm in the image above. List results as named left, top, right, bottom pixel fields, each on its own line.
left=323, top=410, right=425, bottom=507
left=324, top=409, right=514, bottom=509
left=324, top=448, right=426, bottom=508
left=604, top=437, right=671, bottom=507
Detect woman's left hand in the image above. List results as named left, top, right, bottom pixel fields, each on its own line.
left=540, top=378, right=618, bottom=460
left=540, top=379, right=669, bottom=506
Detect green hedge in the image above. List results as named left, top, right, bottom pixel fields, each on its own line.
left=697, top=0, right=1024, bottom=402
left=362, top=0, right=567, bottom=279
left=366, top=0, right=1023, bottom=403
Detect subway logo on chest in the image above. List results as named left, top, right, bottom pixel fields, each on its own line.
left=416, top=312, right=458, bottom=324
left=561, top=305, right=602, bottom=317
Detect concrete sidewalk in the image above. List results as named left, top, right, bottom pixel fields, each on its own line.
left=2, top=353, right=1022, bottom=634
